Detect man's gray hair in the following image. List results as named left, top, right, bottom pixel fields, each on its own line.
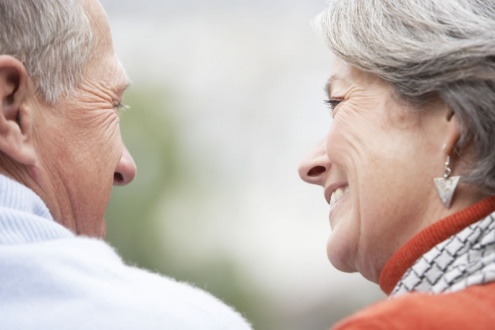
left=318, top=0, right=495, bottom=194
left=0, top=0, right=95, bottom=104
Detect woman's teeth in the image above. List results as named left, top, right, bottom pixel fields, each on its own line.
left=330, top=187, right=349, bottom=206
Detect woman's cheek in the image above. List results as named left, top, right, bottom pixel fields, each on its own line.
left=326, top=114, right=359, bottom=165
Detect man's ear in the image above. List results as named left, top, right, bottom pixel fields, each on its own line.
left=0, top=55, right=36, bottom=166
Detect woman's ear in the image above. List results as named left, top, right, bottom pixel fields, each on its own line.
left=442, top=110, right=461, bottom=157
left=0, top=55, right=36, bottom=166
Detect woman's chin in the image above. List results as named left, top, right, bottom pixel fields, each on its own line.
left=326, top=229, right=357, bottom=274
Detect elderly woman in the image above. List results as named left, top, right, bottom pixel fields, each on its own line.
left=299, top=0, right=495, bottom=329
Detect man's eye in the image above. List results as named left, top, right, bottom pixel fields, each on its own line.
left=324, top=98, right=343, bottom=117
left=115, top=102, right=129, bottom=112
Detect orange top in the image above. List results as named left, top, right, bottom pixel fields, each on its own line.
left=379, top=196, right=495, bottom=294
left=333, top=283, right=495, bottom=329
left=332, top=196, right=495, bottom=330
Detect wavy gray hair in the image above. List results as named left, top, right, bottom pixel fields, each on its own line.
left=0, top=0, right=95, bottom=104
left=318, top=0, right=495, bottom=194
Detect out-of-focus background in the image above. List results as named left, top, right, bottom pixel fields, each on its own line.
left=101, top=1, right=384, bottom=329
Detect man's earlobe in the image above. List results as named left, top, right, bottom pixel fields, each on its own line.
left=0, top=55, right=36, bottom=166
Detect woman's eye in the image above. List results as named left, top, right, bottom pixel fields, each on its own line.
left=324, top=98, right=343, bottom=117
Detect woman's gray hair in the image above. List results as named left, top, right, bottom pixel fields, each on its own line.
left=0, top=0, right=95, bottom=104
left=317, top=0, right=495, bottom=194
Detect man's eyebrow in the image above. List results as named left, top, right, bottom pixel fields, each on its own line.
left=116, top=63, right=132, bottom=93
left=122, top=79, right=132, bottom=92
left=115, top=79, right=132, bottom=98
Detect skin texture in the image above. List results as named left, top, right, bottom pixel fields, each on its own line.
left=298, top=58, right=486, bottom=282
left=0, top=0, right=136, bottom=238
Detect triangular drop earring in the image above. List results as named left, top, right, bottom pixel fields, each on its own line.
left=434, top=155, right=460, bottom=209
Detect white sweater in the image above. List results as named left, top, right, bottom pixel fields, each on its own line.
left=0, top=175, right=252, bottom=330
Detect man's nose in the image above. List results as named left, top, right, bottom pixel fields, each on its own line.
left=298, top=139, right=331, bottom=186
left=113, top=145, right=136, bottom=186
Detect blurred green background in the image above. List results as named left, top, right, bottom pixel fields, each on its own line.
left=106, top=86, right=272, bottom=327
left=102, top=1, right=385, bottom=329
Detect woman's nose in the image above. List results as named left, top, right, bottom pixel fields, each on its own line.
left=298, top=139, right=331, bottom=186
left=113, top=145, right=137, bottom=186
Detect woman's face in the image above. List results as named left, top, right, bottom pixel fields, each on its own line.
left=299, top=58, right=451, bottom=282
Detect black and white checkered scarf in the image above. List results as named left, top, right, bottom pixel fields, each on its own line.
left=391, top=213, right=495, bottom=297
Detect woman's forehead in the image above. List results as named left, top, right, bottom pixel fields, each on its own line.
left=327, top=58, right=383, bottom=95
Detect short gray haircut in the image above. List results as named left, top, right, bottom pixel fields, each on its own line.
left=0, top=0, right=95, bottom=104
left=318, top=0, right=495, bottom=194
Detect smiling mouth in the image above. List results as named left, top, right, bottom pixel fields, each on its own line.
left=329, top=186, right=349, bottom=206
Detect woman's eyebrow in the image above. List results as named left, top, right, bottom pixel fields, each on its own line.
left=325, top=74, right=345, bottom=97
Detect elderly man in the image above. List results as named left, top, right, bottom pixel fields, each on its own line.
left=0, top=0, right=251, bottom=329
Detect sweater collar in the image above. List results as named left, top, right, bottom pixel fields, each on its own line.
left=0, top=174, right=73, bottom=244
left=379, top=196, right=495, bottom=295
left=0, top=174, right=53, bottom=220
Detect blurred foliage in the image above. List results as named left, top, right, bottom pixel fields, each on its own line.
left=105, top=86, right=275, bottom=329
left=104, top=86, right=384, bottom=329
left=104, top=87, right=181, bottom=269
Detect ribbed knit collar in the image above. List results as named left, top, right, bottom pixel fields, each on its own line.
left=379, top=196, right=495, bottom=295
left=0, top=174, right=73, bottom=244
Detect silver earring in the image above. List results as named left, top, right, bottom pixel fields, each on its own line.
left=433, top=156, right=460, bottom=209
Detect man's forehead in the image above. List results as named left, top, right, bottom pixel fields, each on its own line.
left=84, top=0, right=113, bottom=47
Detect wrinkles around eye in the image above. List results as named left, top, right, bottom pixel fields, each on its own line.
left=325, top=97, right=345, bottom=117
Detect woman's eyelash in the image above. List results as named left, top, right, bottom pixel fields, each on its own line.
left=324, top=99, right=341, bottom=109
left=324, top=98, right=344, bottom=113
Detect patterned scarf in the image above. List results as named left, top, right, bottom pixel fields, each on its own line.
left=391, top=213, right=495, bottom=297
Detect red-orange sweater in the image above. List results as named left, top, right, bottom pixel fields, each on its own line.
left=333, top=196, right=495, bottom=330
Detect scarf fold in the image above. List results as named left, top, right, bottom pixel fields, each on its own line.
left=392, top=213, right=495, bottom=296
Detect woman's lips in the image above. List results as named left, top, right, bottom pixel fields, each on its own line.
left=324, top=183, right=349, bottom=205
left=326, top=184, right=349, bottom=228
left=330, top=186, right=349, bottom=206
